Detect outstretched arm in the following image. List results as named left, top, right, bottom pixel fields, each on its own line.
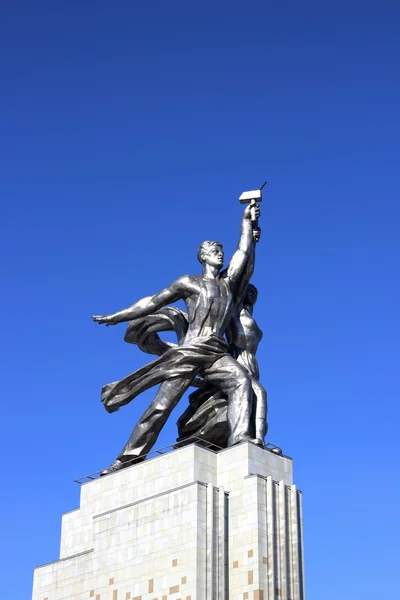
left=92, top=276, right=194, bottom=325
left=226, top=204, right=260, bottom=291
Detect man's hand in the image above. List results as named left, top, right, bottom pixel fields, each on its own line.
left=92, top=315, right=116, bottom=326
left=243, top=203, right=260, bottom=221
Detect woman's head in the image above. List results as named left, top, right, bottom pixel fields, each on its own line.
left=245, top=284, right=258, bottom=306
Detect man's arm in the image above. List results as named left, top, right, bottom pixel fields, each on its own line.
left=226, top=204, right=260, bottom=290
left=92, top=275, right=194, bottom=325
left=233, top=242, right=256, bottom=307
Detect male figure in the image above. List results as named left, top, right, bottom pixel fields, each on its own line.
left=177, top=234, right=267, bottom=448
left=93, top=203, right=260, bottom=474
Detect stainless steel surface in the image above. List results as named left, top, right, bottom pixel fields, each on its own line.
left=92, top=199, right=269, bottom=474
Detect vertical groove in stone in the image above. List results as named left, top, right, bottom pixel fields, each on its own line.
left=197, top=485, right=207, bottom=600
left=278, top=481, right=288, bottom=600
left=298, top=492, right=306, bottom=600
left=256, top=477, right=266, bottom=600
left=206, top=483, right=214, bottom=600
left=273, top=482, right=280, bottom=596
left=286, top=486, right=293, bottom=600
left=289, top=486, right=300, bottom=600
left=218, top=487, right=226, bottom=600
left=266, top=476, right=275, bottom=600
left=214, top=488, right=218, bottom=598
left=224, top=493, right=229, bottom=600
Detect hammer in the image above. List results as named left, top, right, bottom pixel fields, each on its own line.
left=239, top=181, right=267, bottom=240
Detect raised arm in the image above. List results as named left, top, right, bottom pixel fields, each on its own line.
left=92, top=276, right=193, bottom=325
left=233, top=241, right=256, bottom=307
left=226, top=204, right=260, bottom=291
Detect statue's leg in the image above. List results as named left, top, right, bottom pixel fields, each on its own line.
left=177, top=387, right=216, bottom=438
left=251, top=379, right=268, bottom=445
left=203, top=355, right=253, bottom=446
left=117, top=376, right=195, bottom=461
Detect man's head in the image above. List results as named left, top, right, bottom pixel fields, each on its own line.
left=197, top=241, right=224, bottom=269
left=245, top=283, right=258, bottom=306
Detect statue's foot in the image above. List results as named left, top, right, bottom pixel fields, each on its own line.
left=100, top=459, right=129, bottom=477
left=251, top=438, right=265, bottom=448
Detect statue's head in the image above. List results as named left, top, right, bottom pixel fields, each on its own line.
left=245, top=283, right=258, bottom=306
left=197, top=241, right=224, bottom=269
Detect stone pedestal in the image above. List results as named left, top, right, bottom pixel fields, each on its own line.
left=33, top=442, right=305, bottom=600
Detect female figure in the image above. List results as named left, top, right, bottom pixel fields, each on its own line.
left=226, top=283, right=267, bottom=445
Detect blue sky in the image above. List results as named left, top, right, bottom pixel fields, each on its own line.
left=1, top=1, right=399, bottom=598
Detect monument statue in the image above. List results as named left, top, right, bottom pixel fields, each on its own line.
left=92, top=189, right=266, bottom=475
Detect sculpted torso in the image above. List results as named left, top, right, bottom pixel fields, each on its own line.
left=179, top=275, right=234, bottom=343
left=228, top=307, right=263, bottom=355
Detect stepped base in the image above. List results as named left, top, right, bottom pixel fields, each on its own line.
left=33, top=442, right=305, bottom=600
